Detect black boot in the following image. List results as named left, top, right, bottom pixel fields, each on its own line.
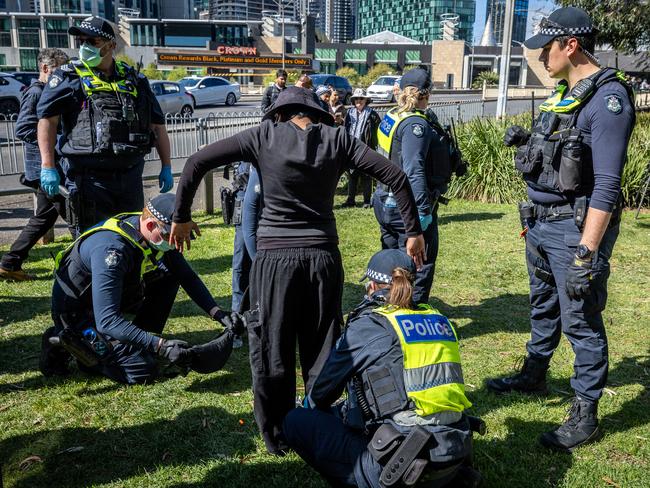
left=539, top=396, right=600, bottom=452
left=486, top=355, right=549, bottom=394
left=39, top=327, right=71, bottom=376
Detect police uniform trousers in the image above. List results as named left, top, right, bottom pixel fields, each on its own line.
left=61, top=157, right=146, bottom=234
left=372, top=199, right=438, bottom=305
left=525, top=215, right=619, bottom=402
left=231, top=190, right=252, bottom=313
left=283, top=408, right=461, bottom=488
left=1, top=184, right=69, bottom=272
left=51, top=271, right=180, bottom=385
left=248, top=246, right=343, bottom=454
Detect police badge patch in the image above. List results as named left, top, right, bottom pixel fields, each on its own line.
left=104, top=250, right=121, bottom=268
left=412, top=123, right=424, bottom=137
left=605, top=94, right=622, bottom=114
left=49, top=75, right=62, bottom=88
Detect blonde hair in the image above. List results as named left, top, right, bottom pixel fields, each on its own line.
left=397, top=86, right=428, bottom=115
left=387, top=267, right=415, bottom=309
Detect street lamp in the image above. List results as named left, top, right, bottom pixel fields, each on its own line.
left=271, top=0, right=295, bottom=70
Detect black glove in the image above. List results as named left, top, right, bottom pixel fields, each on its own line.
left=503, top=125, right=530, bottom=147
left=157, top=339, right=191, bottom=365
left=565, top=256, right=593, bottom=300
left=212, top=309, right=246, bottom=336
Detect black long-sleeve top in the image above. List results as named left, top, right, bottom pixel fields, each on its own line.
left=175, top=119, right=421, bottom=249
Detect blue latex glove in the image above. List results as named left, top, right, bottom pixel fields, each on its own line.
left=40, top=167, right=60, bottom=196
left=158, top=165, right=174, bottom=193
left=419, top=213, right=433, bottom=232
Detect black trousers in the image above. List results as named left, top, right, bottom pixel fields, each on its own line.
left=51, top=273, right=180, bottom=385
left=0, top=185, right=68, bottom=271
left=346, top=170, right=373, bottom=205
left=248, top=246, right=344, bottom=454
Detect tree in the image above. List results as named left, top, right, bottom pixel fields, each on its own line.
left=359, top=63, right=395, bottom=88
left=336, top=66, right=360, bottom=87
left=166, top=67, right=188, bottom=81
left=115, top=54, right=137, bottom=67
left=141, top=62, right=163, bottom=80
left=472, top=70, right=499, bottom=89
left=557, top=1, right=650, bottom=56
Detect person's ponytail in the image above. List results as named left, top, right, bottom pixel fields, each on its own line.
left=387, top=267, right=415, bottom=309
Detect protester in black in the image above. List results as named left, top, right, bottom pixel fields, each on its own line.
left=171, top=86, right=425, bottom=455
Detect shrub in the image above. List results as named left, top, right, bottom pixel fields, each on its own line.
left=359, top=64, right=395, bottom=88
left=447, top=111, right=650, bottom=206
left=336, top=66, right=360, bottom=87
left=472, top=70, right=499, bottom=89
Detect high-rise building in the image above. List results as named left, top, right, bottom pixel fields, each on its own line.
left=330, top=0, right=354, bottom=42
left=357, top=0, right=476, bottom=43
left=209, top=0, right=298, bottom=21
left=486, top=0, right=528, bottom=46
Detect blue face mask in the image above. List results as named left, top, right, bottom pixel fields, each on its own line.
left=79, top=42, right=103, bottom=67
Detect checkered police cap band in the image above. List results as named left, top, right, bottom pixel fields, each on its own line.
left=80, top=20, right=115, bottom=41
left=539, top=26, right=593, bottom=36
left=365, top=268, right=392, bottom=284
left=146, top=201, right=172, bottom=225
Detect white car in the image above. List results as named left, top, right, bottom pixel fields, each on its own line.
left=150, top=80, right=195, bottom=116
left=366, top=75, right=401, bottom=103
left=178, top=76, right=240, bottom=107
left=0, top=72, right=26, bottom=116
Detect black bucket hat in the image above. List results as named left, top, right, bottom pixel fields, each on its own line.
left=262, top=86, right=335, bottom=125
left=68, top=16, right=116, bottom=41
left=524, top=7, right=597, bottom=50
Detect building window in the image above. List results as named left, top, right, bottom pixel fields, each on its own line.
left=47, top=19, right=69, bottom=48
left=164, top=23, right=212, bottom=47
left=18, top=19, right=41, bottom=48
left=46, top=0, right=81, bottom=14
left=20, top=49, right=39, bottom=70
left=344, top=62, right=367, bottom=75
left=0, top=19, right=11, bottom=47
left=318, top=62, right=337, bottom=74
left=405, top=50, right=422, bottom=64
left=315, top=48, right=336, bottom=62
left=343, top=49, right=367, bottom=63
left=0, top=53, right=7, bottom=68
left=374, top=50, right=398, bottom=63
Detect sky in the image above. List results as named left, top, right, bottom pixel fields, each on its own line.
left=472, top=0, right=558, bottom=44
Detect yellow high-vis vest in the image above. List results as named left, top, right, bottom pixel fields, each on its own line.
left=73, top=60, right=139, bottom=97
left=374, top=304, right=472, bottom=417
left=376, top=108, right=428, bottom=157
left=55, top=213, right=163, bottom=279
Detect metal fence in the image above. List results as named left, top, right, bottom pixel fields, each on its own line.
left=0, top=99, right=485, bottom=178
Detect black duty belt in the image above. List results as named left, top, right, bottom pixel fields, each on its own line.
left=533, top=202, right=575, bottom=221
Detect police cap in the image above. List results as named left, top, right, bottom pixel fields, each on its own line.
left=359, top=249, right=416, bottom=285
left=524, top=7, right=597, bottom=50
left=400, top=68, right=432, bottom=91
left=68, top=16, right=116, bottom=42
left=146, top=193, right=175, bottom=234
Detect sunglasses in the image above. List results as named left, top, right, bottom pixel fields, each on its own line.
left=76, top=37, right=108, bottom=48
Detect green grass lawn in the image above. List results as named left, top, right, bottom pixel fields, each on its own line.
left=1, top=199, right=649, bottom=488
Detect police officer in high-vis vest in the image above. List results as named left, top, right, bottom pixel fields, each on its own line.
left=373, top=69, right=457, bottom=305
left=36, top=16, right=174, bottom=235
left=283, top=250, right=481, bottom=488
left=487, top=7, right=636, bottom=452
left=39, top=193, right=243, bottom=385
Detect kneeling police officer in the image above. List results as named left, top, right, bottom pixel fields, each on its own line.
left=283, top=250, right=481, bottom=488
left=37, top=16, right=174, bottom=234
left=40, top=193, right=243, bottom=385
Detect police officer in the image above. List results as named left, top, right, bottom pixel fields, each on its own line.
left=283, top=249, right=480, bottom=488
left=373, top=68, right=454, bottom=305
left=39, top=193, right=243, bottom=385
left=36, top=16, right=173, bottom=235
left=487, top=7, right=636, bottom=452
left=0, top=48, right=69, bottom=281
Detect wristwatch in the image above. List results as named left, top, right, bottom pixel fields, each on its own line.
left=575, top=244, right=595, bottom=261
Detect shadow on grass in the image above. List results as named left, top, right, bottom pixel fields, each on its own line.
left=438, top=211, right=506, bottom=225
left=2, top=406, right=259, bottom=488
left=429, top=293, right=531, bottom=340
left=0, top=296, right=53, bottom=325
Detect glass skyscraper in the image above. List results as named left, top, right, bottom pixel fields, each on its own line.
left=486, top=0, right=529, bottom=46
left=357, top=0, right=476, bottom=43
